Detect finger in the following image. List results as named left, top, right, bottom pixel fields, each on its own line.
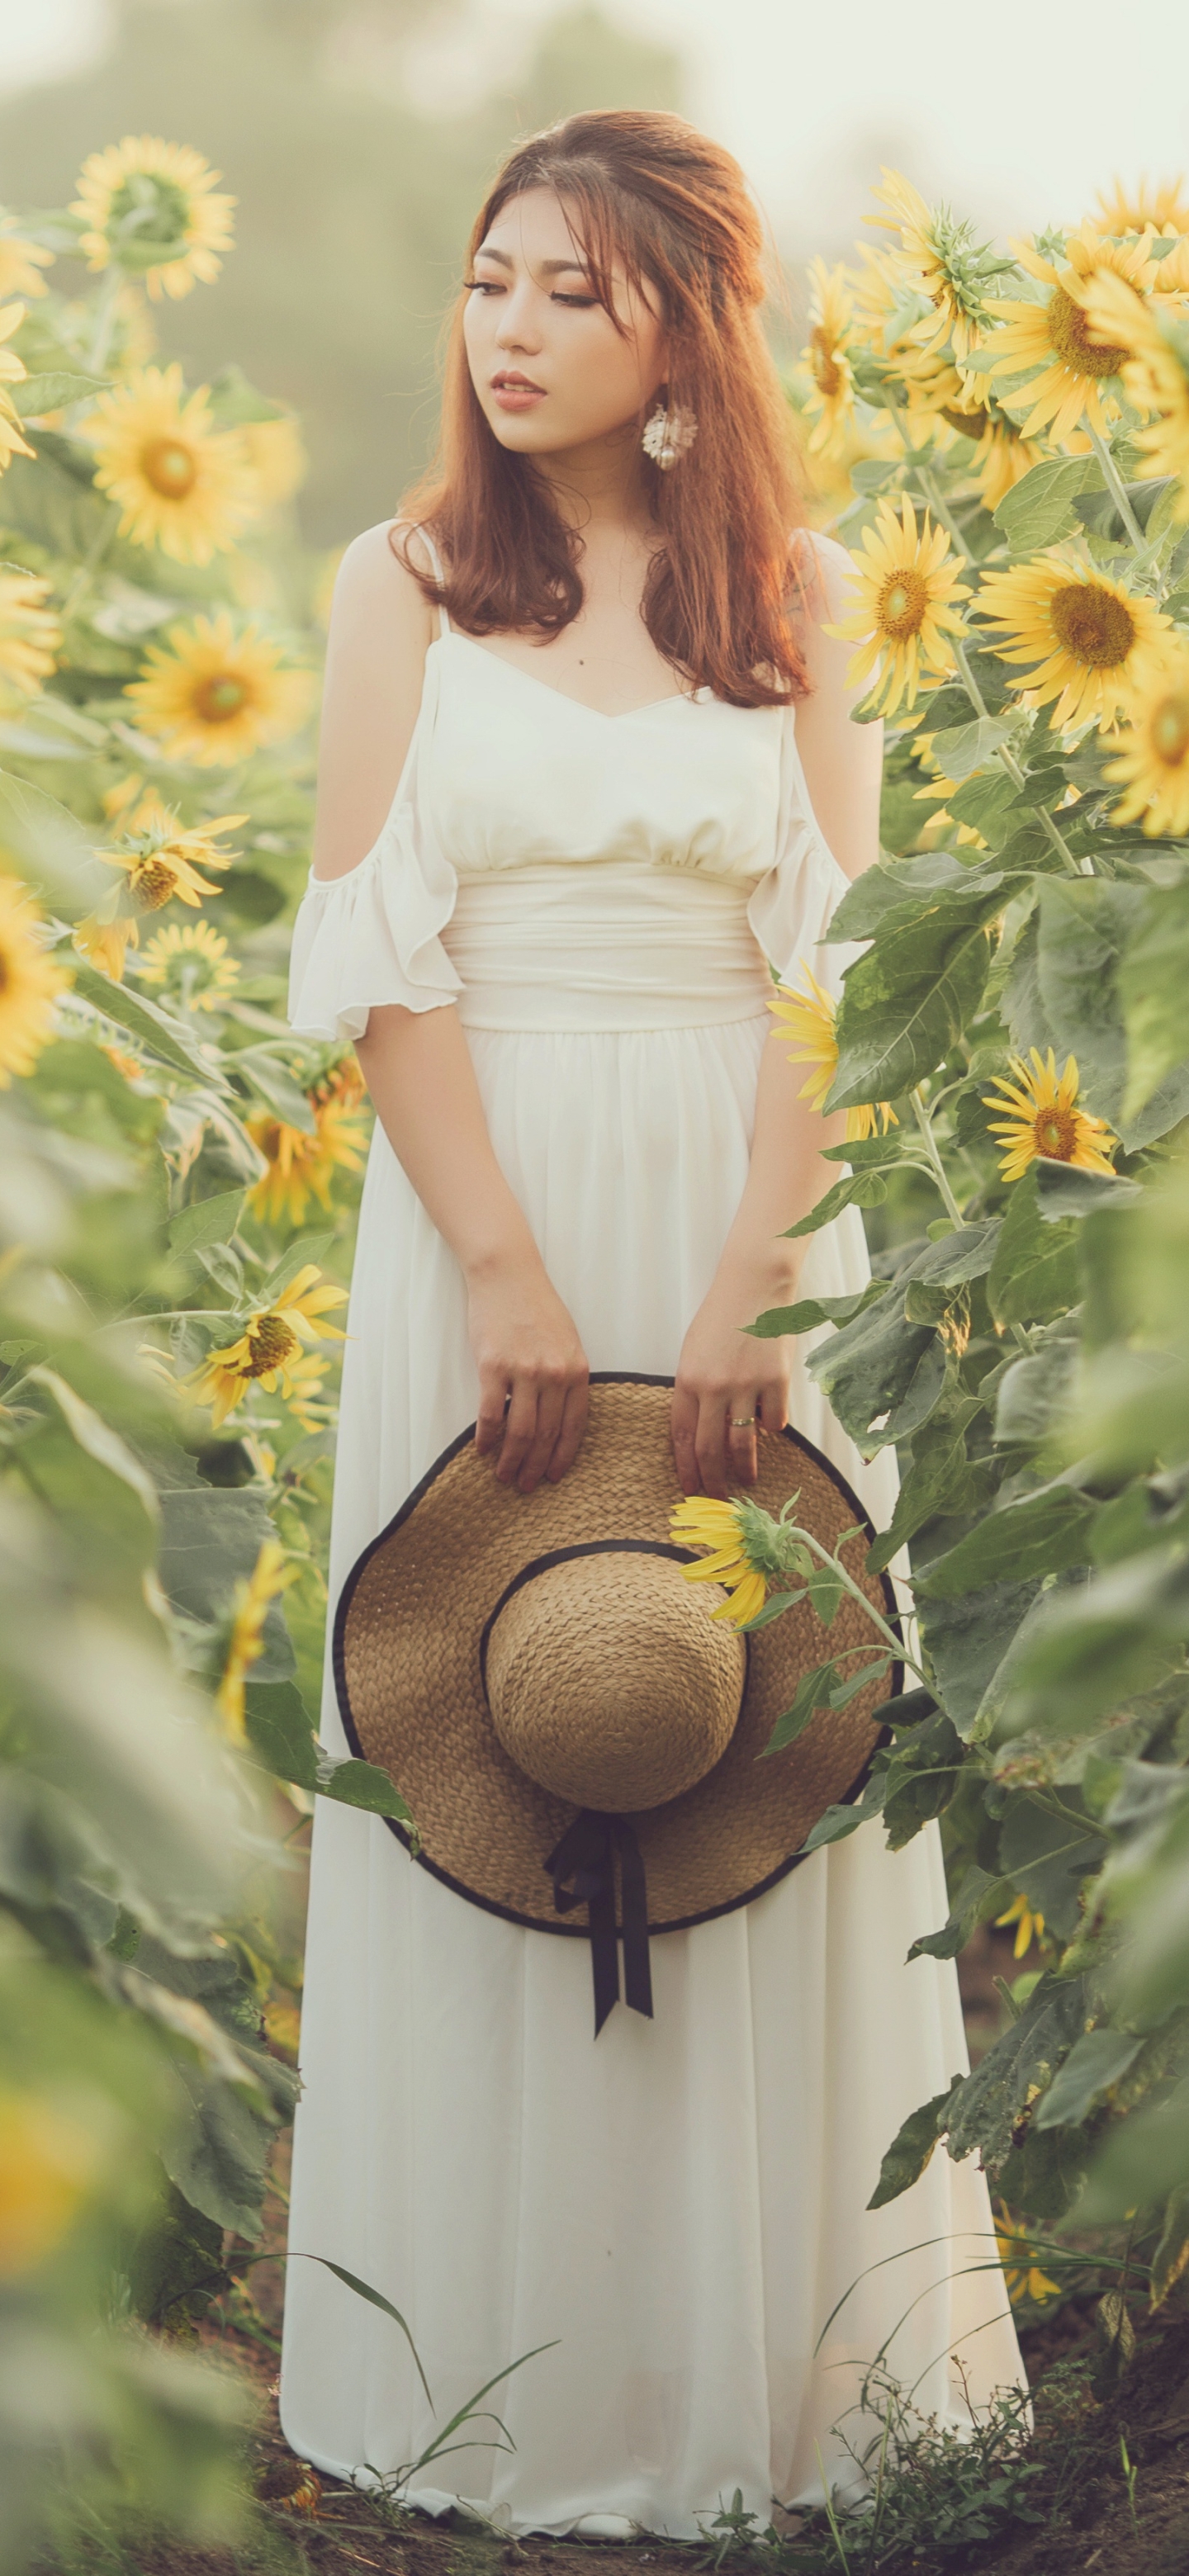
left=757, top=1377, right=790, bottom=1436
left=694, top=1390, right=730, bottom=1502
left=670, top=1382, right=702, bottom=1498
left=516, top=1371, right=568, bottom=1494
left=474, top=1368, right=511, bottom=1456
left=493, top=1380, right=539, bottom=1485
left=726, top=1401, right=759, bottom=1489
left=546, top=1374, right=590, bottom=1482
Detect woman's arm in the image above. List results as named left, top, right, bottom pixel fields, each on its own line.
left=318, top=526, right=590, bottom=1491
left=670, top=533, right=883, bottom=1499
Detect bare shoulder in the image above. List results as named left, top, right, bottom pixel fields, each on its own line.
left=329, top=518, right=436, bottom=645
left=791, top=528, right=854, bottom=626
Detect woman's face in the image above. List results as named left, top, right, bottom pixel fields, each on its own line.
left=462, top=185, right=667, bottom=460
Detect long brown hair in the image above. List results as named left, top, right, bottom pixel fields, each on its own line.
left=395, top=110, right=809, bottom=708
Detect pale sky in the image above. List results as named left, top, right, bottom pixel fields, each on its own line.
left=3, top=0, right=1189, bottom=257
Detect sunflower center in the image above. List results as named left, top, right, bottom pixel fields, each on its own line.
left=245, top=1314, right=298, bottom=1376
left=130, top=857, right=178, bottom=912
left=140, top=436, right=198, bottom=500
left=878, top=566, right=930, bottom=642
left=1047, top=282, right=1128, bottom=379
left=1152, top=691, right=1189, bottom=769
left=1049, top=581, right=1136, bottom=670
left=192, top=672, right=249, bottom=724
left=107, top=172, right=192, bottom=252
left=809, top=328, right=843, bottom=397
left=1033, top=1105, right=1078, bottom=1161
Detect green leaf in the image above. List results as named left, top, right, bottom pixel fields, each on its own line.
left=926, top=713, right=1022, bottom=781
left=168, top=1190, right=248, bottom=1263
left=0, top=765, right=104, bottom=910
left=1035, top=1163, right=1139, bottom=1221
left=800, top=1764, right=888, bottom=1853
left=945, top=1970, right=1090, bottom=2174
left=157, top=1487, right=295, bottom=1680
left=827, top=851, right=1008, bottom=945
left=993, top=1320, right=1080, bottom=1448
left=0, top=443, right=114, bottom=560
left=805, top=1286, right=945, bottom=1455
left=867, top=2079, right=964, bottom=2209
left=10, top=370, right=111, bottom=417
left=920, top=1475, right=1097, bottom=1599
left=997, top=1794, right=1107, bottom=1940
left=1118, top=880, right=1189, bottom=1124
left=291, top=2256, right=432, bottom=2406
left=70, top=957, right=230, bottom=1088
left=920, top=1576, right=1044, bottom=1738
left=316, top=1754, right=413, bottom=1821
left=239, top=1052, right=317, bottom=1134
left=1033, top=2028, right=1144, bottom=2129
left=1079, top=2076, right=1189, bottom=2222
left=243, top=1680, right=316, bottom=1790
left=746, top=1286, right=883, bottom=1339
left=881, top=1708, right=964, bottom=1849
left=762, top=1661, right=836, bottom=1755
left=1150, top=2184, right=1189, bottom=2309
left=1036, top=877, right=1189, bottom=1150
left=25, top=1366, right=160, bottom=1527
left=866, top=1396, right=980, bottom=1573
left=827, top=897, right=998, bottom=1109
left=780, top=1171, right=890, bottom=1238
left=907, top=1865, right=1014, bottom=1963
left=988, top=1165, right=1080, bottom=1327
left=992, top=453, right=1101, bottom=552
left=1008, top=1548, right=1189, bottom=1734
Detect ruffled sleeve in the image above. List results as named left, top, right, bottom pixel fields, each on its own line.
left=745, top=707, right=857, bottom=1003
left=287, top=653, right=460, bottom=1042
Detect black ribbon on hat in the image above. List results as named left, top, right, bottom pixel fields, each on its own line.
left=544, top=1810, right=654, bottom=2038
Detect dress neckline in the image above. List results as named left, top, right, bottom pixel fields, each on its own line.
left=436, top=628, right=703, bottom=724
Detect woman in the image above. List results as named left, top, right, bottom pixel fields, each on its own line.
left=282, top=108, right=1025, bottom=2534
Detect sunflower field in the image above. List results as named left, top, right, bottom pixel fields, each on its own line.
left=0, top=138, right=412, bottom=2563
left=694, top=171, right=1189, bottom=2349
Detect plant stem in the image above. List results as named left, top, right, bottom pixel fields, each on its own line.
left=88, top=267, right=122, bottom=376
left=785, top=1524, right=929, bottom=1680
left=909, top=1087, right=966, bottom=1226
left=1084, top=419, right=1146, bottom=552
left=950, top=640, right=1082, bottom=878
left=919, top=468, right=977, bottom=563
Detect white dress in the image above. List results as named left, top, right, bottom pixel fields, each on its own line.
left=280, top=557, right=1026, bottom=2533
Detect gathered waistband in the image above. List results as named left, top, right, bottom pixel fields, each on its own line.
left=443, top=862, right=773, bottom=1032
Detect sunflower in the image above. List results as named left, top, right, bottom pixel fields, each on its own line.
left=982, top=1049, right=1118, bottom=1183
left=0, top=2091, right=99, bottom=2279
left=138, top=918, right=241, bottom=1011
left=216, top=1537, right=295, bottom=1743
left=893, top=343, right=1042, bottom=509
left=995, top=1891, right=1045, bottom=1960
left=994, top=2208, right=1059, bottom=2308
left=869, top=168, right=1007, bottom=361
left=975, top=552, right=1172, bottom=733
left=1095, top=176, right=1189, bottom=237
left=0, top=877, right=70, bottom=1082
left=0, top=301, right=35, bottom=474
left=988, top=226, right=1156, bottom=447
left=769, top=967, right=897, bottom=1142
left=828, top=494, right=971, bottom=718
left=187, top=1264, right=348, bottom=1429
left=239, top=413, right=309, bottom=506
left=1105, top=644, right=1189, bottom=838
left=0, top=221, right=53, bottom=301
left=0, top=568, right=60, bottom=708
left=73, top=793, right=245, bottom=978
left=669, top=1496, right=769, bottom=1629
left=126, top=611, right=315, bottom=767
left=1080, top=268, right=1189, bottom=509
left=247, top=1069, right=369, bottom=1228
left=71, top=135, right=235, bottom=301
left=801, top=261, right=857, bottom=455
left=85, top=362, right=258, bottom=565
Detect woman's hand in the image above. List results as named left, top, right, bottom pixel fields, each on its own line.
left=468, top=1251, right=590, bottom=1494
left=670, top=1257, right=793, bottom=1500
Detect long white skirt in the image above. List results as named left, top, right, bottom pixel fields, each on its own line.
left=280, top=969, right=1026, bottom=2532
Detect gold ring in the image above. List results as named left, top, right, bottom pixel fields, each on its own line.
left=731, top=1413, right=757, bottom=1428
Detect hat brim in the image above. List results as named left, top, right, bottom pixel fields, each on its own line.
left=334, top=1375, right=902, bottom=1935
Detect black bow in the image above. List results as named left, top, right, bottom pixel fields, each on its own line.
left=545, top=1810, right=654, bottom=2037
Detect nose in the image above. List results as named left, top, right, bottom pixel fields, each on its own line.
left=494, top=275, right=544, bottom=356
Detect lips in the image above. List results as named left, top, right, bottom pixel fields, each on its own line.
left=490, top=372, right=547, bottom=415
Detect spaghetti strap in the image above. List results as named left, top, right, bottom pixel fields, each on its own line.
left=413, top=522, right=450, bottom=636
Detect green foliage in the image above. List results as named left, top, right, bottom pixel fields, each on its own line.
left=776, top=179, right=1189, bottom=2314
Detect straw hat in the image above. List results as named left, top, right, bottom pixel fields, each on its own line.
left=334, top=1375, right=899, bottom=2034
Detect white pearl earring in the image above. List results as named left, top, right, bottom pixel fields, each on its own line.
left=642, top=401, right=698, bottom=470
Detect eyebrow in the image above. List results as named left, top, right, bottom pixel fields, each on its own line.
left=472, top=246, right=592, bottom=276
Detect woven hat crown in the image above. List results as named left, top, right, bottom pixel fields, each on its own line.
left=482, top=1543, right=746, bottom=1813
